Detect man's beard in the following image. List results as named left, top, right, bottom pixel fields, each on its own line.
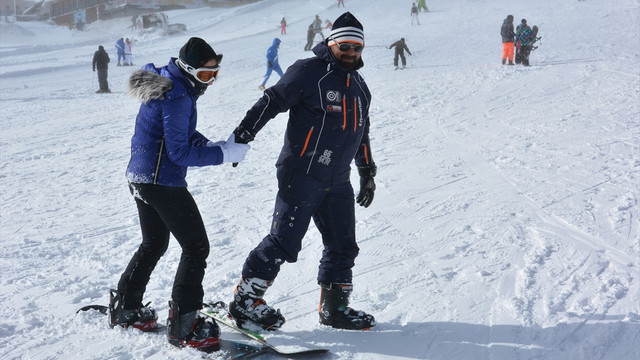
left=338, top=54, right=359, bottom=70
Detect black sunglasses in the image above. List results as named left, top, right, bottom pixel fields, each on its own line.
left=337, top=43, right=364, bottom=53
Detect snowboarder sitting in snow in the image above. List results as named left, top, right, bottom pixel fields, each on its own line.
left=259, top=38, right=283, bottom=90
left=92, top=45, right=110, bottom=93
left=228, top=11, right=377, bottom=332
left=389, top=37, right=412, bottom=69
left=110, top=37, right=249, bottom=353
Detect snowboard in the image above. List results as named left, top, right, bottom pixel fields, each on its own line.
left=201, top=302, right=330, bottom=357
left=76, top=304, right=267, bottom=358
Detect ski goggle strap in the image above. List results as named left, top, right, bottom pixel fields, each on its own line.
left=177, top=58, right=220, bottom=84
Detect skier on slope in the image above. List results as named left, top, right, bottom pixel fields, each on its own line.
left=389, top=37, right=412, bottom=69
left=110, top=37, right=249, bottom=353
left=228, top=12, right=377, bottom=332
left=115, top=37, right=125, bottom=66
left=92, top=45, right=111, bottom=93
left=259, top=38, right=284, bottom=90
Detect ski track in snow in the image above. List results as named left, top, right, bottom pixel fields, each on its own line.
left=1, top=0, right=639, bottom=359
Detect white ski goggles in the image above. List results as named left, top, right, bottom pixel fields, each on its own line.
left=177, top=58, right=220, bottom=84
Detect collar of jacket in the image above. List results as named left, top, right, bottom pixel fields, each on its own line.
left=312, top=41, right=364, bottom=72
left=167, top=57, right=203, bottom=97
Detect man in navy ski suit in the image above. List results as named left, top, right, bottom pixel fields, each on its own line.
left=229, top=12, right=377, bottom=331
left=259, top=38, right=283, bottom=90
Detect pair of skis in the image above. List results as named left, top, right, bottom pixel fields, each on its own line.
left=77, top=301, right=328, bottom=358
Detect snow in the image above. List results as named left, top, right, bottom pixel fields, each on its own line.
left=1, top=0, right=639, bottom=359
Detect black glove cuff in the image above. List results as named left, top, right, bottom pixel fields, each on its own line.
left=357, top=164, right=377, bottom=178
left=233, top=125, right=255, bottom=144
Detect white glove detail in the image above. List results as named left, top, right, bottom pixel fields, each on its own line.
left=218, top=133, right=250, bottom=163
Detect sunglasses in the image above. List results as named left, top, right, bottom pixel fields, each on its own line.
left=177, top=58, right=220, bottom=84
left=337, top=42, right=364, bottom=53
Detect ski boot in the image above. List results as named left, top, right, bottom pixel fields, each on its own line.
left=228, top=277, right=286, bottom=330
left=318, top=282, right=376, bottom=330
left=167, top=300, right=220, bottom=353
left=108, top=289, right=159, bottom=332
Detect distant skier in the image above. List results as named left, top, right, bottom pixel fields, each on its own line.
left=389, top=38, right=412, bottom=69
left=337, top=0, right=345, bottom=7
left=312, top=15, right=324, bottom=40
left=115, top=37, right=125, bottom=66
left=124, top=38, right=133, bottom=66
left=304, top=24, right=315, bottom=51
left=411, top=3, right=420, bottom=25
left=325, top=19, right=333, bottom=29
left=515, top=19, right=533, bottom=66
left=280, top=17, right=286, bottom=35
left=92, top=45, right=111, bottom=93
left=417, top=0, right=428, bottom=12
left=259, top=38, right=283, bottom=90
left=500, top=15, right=515, bottom=65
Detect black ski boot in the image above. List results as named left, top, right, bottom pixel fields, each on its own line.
left=167, top=300, right=220, bottom=353
left=318, top=282, right=376, bottom=330
left=228, top=277, right=286, bottom=330
left=108, top=289, right=159, bottom=332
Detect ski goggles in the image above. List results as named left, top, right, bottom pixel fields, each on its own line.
left=336, top=42, right=364, bottom=53
left=177, top=58, right=220, bottom=84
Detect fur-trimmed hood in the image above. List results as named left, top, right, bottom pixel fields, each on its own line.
left=128, top=69, right=173, bottom=103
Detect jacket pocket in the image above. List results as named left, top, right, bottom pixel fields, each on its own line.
left=299, top=126, right=314, bottom=157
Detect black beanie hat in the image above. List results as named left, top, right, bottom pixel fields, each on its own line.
left=328, top=12, right=364, bottom=46
left=521, top=19, right=527, bottom=24
left=179, top=37, right=222, bottom=68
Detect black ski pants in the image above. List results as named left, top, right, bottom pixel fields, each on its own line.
left=117, top=183, right=209, bottom=314
left=97, top=68, right=109, bottom=91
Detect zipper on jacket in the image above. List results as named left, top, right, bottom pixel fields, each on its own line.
left=300, top=126, right=314, bottom=157
left=353, top=98, right=358, bottom=132
left=153, top=137, right=165, bottom=184
left=342, top=73, right=351, bottom=131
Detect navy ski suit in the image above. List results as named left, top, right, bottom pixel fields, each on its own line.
left=239, top=42, right=375, bottom=284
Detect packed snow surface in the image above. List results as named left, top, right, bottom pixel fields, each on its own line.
left=1, top=0, right=638, bottom=359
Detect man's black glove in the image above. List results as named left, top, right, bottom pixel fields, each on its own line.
left=232, top=125, right=255, bottom=167
left=356, top=164, right=376, bottom=208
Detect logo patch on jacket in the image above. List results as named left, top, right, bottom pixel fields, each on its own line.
left=317, top=150, right=333, bottom=165
left=327, top=105, right=342, bottom=112
left=326, top=90, right=341, bottom=102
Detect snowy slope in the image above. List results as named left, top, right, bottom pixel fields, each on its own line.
left=1, top=0, right=639, bottom=359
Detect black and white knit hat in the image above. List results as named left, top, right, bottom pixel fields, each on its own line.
left=328, top=12, right=364, bottom=46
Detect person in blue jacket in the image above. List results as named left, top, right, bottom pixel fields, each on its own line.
left=110, top=37, right=250, bottom=353
left=115, top=37, right=125, bottom=66
left=259, top=38, right=283, bottom=90
left=228, top=12, right=377, bottom=331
